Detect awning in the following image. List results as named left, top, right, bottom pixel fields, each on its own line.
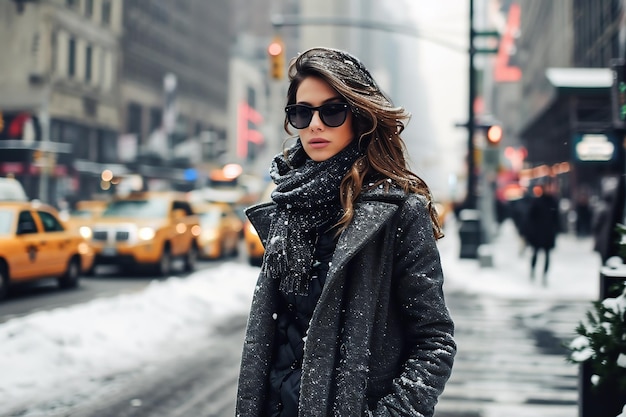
left=519, top=67, right=613, bottom=166
left=545, top=67, right=612, bottom=91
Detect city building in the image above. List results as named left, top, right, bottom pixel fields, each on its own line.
left=0, top=0, right=122, bottom=204
left=0, top=0, right=234, bottom=202
left=119, top=0, right=231, bottom=191
left=516, top=0, right=623, bottom=205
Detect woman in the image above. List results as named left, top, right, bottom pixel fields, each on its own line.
left=236, top=47, right=456, bottom=417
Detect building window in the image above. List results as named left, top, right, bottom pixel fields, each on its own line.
left=85, top=0, right=93, bottom=17
left=101, top=0, right=111, bottom=26
left=66, top=0, right=77, bottom=8
left=85, top=45, right=92, bottom=82
left=68, top=37, right=76, bottom=78
left=149, top=107, right=162, bottom=133
left=127, top=102, right=143, bottom=135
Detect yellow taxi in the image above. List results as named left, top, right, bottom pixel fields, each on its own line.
left=434, top=200, right=453, bottom=229
left=0, top=200, right=94, bottom=300
left=192, top=202, right=243, bottom=259
left=88, top=191, right=201, bottom=276
left=61, top=200, right=108, bottom=240
left=244, top=182, right=276, bottom=266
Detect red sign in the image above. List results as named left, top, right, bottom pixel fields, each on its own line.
left=0, top=162, right=24, bottom=174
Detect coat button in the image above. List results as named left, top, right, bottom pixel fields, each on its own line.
left=287, top=303, right=294, bottom=311
left=291, top=360, right=298, bottom=369
left=340, top=343, right=347, bottom=356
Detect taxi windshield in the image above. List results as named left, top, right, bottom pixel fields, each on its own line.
left=70, top=209, right=97, bottom=218
left=102, top=199, right=169, bottom=218
left=0, top=209, right=15, bottom=235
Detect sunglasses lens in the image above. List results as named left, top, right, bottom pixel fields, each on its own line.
left=319, top=104, right=348, bottom=127
left=285, top=103, right=349, bottom=129
left=287, top=106, right=313, bottom=129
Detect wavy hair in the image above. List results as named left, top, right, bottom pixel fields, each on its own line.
left=283, top=47, right=442, bottom=239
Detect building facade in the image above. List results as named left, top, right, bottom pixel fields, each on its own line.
left=119, top=0, right=231, bottom=190
left=516, top=0, right=623, bottom=206
left=0, top=0, right=122, bottom=204
left=0, top=0, right=235, bottom=202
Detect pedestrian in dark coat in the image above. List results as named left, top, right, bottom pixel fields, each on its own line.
left=235, top=47, right=456, bottom=417
left=593, top=175, right=625, bottom=264
left=525, top=182, right=559, bottom=285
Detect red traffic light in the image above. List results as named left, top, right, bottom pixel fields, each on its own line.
left=486, top=125, right=503, bottom=145
left=268, top=37, right=285, bottom=80
left=267, top=42, right=283, bottom=57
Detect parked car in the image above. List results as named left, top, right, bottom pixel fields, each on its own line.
left=0, top=200, right=94, bottom=300
left=434, top=200, right=453, bottom=229
left=61, top=200, right=108, bottom=240
left=192, top=202, right=243, bottom=259
left=88, top=191, right=201, bottom=276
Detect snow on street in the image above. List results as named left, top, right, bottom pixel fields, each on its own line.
left=0, top=263, right=259, bottom=416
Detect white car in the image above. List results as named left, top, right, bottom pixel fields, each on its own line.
left=0, top=177, right=28, bottom=202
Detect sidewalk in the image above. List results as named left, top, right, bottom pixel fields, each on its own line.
left=434, top=217, right=602, bottom=417
left=438, top=217, right=601, bottom=302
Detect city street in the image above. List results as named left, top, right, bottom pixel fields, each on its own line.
left=0, top=1, right=623, bottom=416
left=0, top=217, right=604, bottom=417
left=436, top=292, right=588, bottom=417
left=434, top=218, right=600, bottom=417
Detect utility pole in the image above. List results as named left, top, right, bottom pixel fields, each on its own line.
left=457, top=0, right=501, bottom=259
left=38, top=87, right=50, bottom=203
left=467, top=0, right=476, bottom=210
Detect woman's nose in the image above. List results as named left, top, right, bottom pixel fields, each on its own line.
left=309, top=110, right=324, bottom=129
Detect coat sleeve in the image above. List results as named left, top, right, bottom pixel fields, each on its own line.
left=373, top=195, right=456, bottom=417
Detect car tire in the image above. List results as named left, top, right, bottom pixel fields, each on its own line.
left=155, top=246, right=172, bottom=277
left=183, top=243, right=198, bottom=272
left=58, top=257, right=80, bottom=289
left=0, top=262, right=9, bottom=300
left=231, top=240, right=240, bottom=257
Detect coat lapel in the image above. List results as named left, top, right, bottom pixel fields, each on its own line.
left=328, top=200, right=400, bottom=279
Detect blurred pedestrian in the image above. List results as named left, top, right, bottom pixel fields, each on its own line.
left=508, top=188, right=532, bottom=256
left=575, top=188, right=592, bottom=237
left=235, top=47, right=456, bottom=417
left=593, top=175, right=625, bottom=265
left=525, top=181, right=559, bottom=286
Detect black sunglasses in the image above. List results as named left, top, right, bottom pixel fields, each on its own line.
left=285, top=103, right=350, bottom=129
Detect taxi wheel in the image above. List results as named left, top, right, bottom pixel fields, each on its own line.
left=58, top=257, right=80, bottom=289
left=0, top=262, right=8, bottom=300
left=230, top=239, right=240, bottom=257
left=183, top=243, right=198, bottom=272
left=155, top=246, right=172, bottom=277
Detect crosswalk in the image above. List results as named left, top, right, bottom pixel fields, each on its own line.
left=434, top=290, right=592, bottom=417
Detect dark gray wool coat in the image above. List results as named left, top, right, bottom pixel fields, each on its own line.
left=236, top=187, right=456, bottom=417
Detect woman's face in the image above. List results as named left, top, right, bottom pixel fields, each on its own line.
left=294, top=76, right=354, bottom=162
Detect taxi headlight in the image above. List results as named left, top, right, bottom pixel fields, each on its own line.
left=79, top=226, right=93, bottom=240
left=247, top=223, right=258, bottom=236
left=138, top=227, right=156, bottom=241
left=202, top=229, right=219, bottom=241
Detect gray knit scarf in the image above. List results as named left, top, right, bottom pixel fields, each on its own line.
left=265, top=138, right=364, bottom=296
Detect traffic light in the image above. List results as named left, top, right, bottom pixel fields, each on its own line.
left=486, top=125, right=503, bottom=146
left=267, top=37, right=285, bottom=80
left=611, top=58, right=626, bottom=129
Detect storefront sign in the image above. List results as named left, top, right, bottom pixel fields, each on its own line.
left=574, top=133, right=616, bottom=162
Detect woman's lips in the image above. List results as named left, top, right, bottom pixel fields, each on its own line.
left=308, top=138, right=330, bottom=149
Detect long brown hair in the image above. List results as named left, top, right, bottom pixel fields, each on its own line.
left=284, top=47, right=443, bottom=239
